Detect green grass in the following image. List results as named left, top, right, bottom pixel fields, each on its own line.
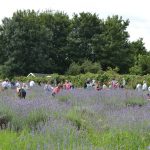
left=0, top=105, right=50, bottom=131
left=1, top=128, right=150, bottom=150
left=65, top=107, right=150, bottom=149
left=87, top=129, right=150, bottom=150
left=125, top=98, right=147, bottom=107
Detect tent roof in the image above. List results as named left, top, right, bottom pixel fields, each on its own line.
left=27, top=73, right=51, bottom=77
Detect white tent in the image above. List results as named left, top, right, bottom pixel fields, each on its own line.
left=27, top=73, right=51, bottom=78
left=27, top=73, right=36, bottom=77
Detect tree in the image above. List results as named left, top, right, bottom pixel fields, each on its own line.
left=0, top=10, right=54, bottom=77
left=92, top=15, right=132, bottom=73
left=0, top=10, right=148, bottom=77
left=81, top=60, right=101, bottom=74
left=67, top=12, right=104, bottom=63
left=66, top=60, right=101, bottom=75
left=0, top=10, right=70, bottom=77
left=129, top=38, right=147, bottom=56
left=50, top=12, right=71, bottom=73
left=66, top=62, right=81, bottom=75
left=130, top=55, right=150, bottom=75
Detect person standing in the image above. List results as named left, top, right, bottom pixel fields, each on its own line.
left=29, top=80, right=35, bottom=88
left=142, top=80, right=147, bottom=91
left=44, top=82, right=53, bottom=92
left=122, top=78, right=126, bottom=88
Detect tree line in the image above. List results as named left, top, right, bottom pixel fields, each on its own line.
left=0, top=10, right=149, bottom=78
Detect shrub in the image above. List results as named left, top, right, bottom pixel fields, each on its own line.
left=66, top=62, right=81, bottom=75
left=66, top=60, right=102, bottom=75
left=25, top=109, right=49, bottom=129
left=125, top=98, right=147, bottom=107
left=81, top=60, right=101, bottom=74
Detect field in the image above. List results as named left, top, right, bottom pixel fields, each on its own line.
left=0, top=86, right=150, bottom=150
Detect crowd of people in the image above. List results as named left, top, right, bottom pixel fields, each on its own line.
left=136, top=80, right=150, bottom=91
left=0, top=79, right=36, bottom=90
left=84, top=78, right=126, bottom=90
left=0, top=79, right=74, bottom=98
left=44, top=80, right=74, bottom=97
left=1, top=78, right=150, bottom=99
left=0, top=79, right=35, bottom=98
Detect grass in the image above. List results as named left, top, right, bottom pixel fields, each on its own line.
left=1, top=128, right=150, bottom=150
left=125, top=98, right=147, bottom=107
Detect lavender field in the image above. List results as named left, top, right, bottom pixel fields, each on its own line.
left=0, top=86, right=150, bottom=150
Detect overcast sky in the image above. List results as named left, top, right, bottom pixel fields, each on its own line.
left=0, top=0, right=150, bottom=50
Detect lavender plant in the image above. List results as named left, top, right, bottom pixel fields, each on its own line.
left=0, top=86, right=150, bottom=149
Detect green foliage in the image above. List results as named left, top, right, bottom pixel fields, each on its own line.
left=129, top=65, right=142, bottom=75
left=130, top=54, right=150, bottom=75
left=1, top=128, right=150, bottom=150
left=66, top=106, right=150, bottom=149
left=81, top=60, right=101, bottom=74
left=25, top=109, right=49, bottom=128
left=92, top=15, right=133, bottom=73
left=13, top=71, right=150, bottom=89
left=0, top=103, right=15, bottom=123
left=87, top=129, right=150, bottom=149
left=130, top=38, right=147, bottom=56
left=125, top=98, right=147, bottom=107
left=0, top=129, right=46, bottom=150
left=0, top=127, right=90, bottom=150
left=67, top=12, right=103, bottom=63
left=138, top=55, right=150, bottom=75
left=0, top=101, right=49, bottom=131
left=66, top=62, right=81, bottom=75
left=66, top=108, right=88, bottom=130
left=0, top=10, right=148, bottom=77
left=67, top=60, right=101, bottom=75
left=0, top=10, right=70, bottom=77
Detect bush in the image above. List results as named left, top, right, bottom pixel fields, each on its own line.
left=129, top=65, right=142, bottom=75
left=81, top=60, right=101, bottom=74
left=13, top=72, right=150, bottom=89
left=66, top=60, right=102, bottom=75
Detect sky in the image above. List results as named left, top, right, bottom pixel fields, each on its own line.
left=0, top=0, right=150, bottom=50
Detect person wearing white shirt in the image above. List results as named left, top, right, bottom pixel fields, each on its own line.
left=136, top=83, right=142, bottom=91
left=148, top=86, right=150, bottom=92
left=29, top=80, right=35, bottom=87
left=122, top=78, right=126, bottom=86
left=103, top=84, right=107, bottom=89
left=1, top=80, right=8, bottom=89
left=22, top=83, right=29, bottom=90
left=15, top=81, right=20, bottom=88
left=44, top=82, right=53, bottom=92
left=142, top=81, right=147, bottom=91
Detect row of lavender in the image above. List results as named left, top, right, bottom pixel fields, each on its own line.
left=0, top=86, right=150, bottom=149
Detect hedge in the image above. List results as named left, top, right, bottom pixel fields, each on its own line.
left=11, top=72, right=150, bottom=89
